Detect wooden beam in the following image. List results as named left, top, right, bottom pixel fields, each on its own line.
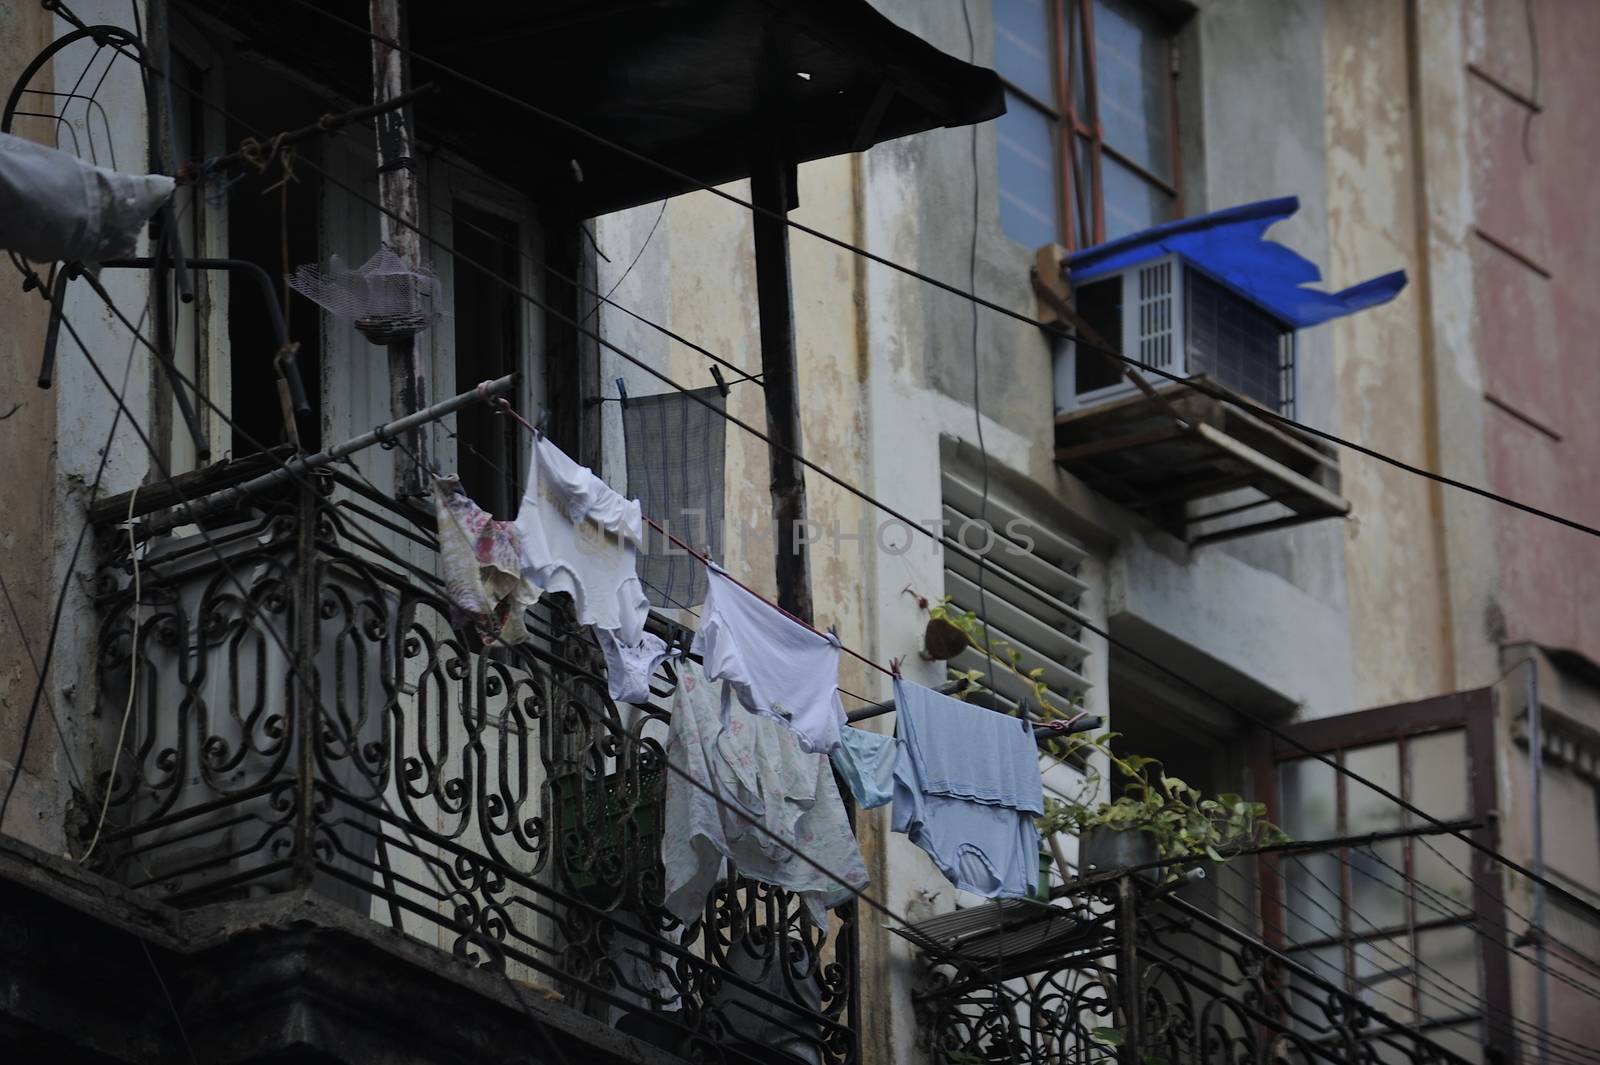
left=370, top=0, right=427, bottom=495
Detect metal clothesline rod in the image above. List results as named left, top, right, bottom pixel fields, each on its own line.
left=198, top=83, right=439, bottom=174
left=847, top=683, right=1103, bottom=743
left=141, top=374, right=516, bottom=536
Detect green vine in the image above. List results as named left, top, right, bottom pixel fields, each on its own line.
left=1035, top=733, right=1288, bottom=870
left=926, top=595, right=1083, bottom=733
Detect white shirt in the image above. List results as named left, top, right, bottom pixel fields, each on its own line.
left=515, top=436, right=649, bottom=645
left=690, top=565, right=846, bottom=754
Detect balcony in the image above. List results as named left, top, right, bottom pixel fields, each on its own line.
left=906, top=873, right=1472, bottom=1065
left=46, top=467, right=857, bottom=1064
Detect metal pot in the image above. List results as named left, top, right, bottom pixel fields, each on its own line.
left=1078, top=825, right=1159, bottom=877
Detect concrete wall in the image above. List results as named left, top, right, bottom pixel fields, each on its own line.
left=0, top=0, right=61, bottom=851
left=0, top=0, right=156, bottom=854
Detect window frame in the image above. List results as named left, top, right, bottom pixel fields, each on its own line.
left=1250, top=690, right=1514, bottom=1062
left=996, top=0, right=1184, bottom=250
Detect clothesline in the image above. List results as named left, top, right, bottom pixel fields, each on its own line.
left=494, top=395, right=1102, bottom=745
left=493, top=396, right=895, bottom=680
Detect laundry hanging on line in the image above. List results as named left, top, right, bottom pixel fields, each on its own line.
left=431, top=474, right=540, bottom=646
left=430, top=420, right=1051, bottom=908
left=661, top=659, right=868, bottom=929
left=890, top=678, right=1045, bottom=900
left=692, top=564, right=847, bottom=755
left=623, top=385, right=727, bottom=610
left=831, top=725, right=897, bottom=809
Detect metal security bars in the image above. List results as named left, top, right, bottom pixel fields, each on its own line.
left=86, top=467, right=858, bottom=1065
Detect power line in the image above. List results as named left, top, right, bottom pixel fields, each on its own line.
left=1277, top=851, right=1600, bottom=1060
left=46, top=283, right=997, bottom=985
left=281, top=0, right=1600, bottom=541
left=1207, top=868, right=1589, bottom=1065
left=277, top=140, right=1600, bottom=924
left=62, top=0, right=1600, bottom=962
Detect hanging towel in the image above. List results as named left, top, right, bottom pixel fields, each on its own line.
left=595, top=628, right=676, bottom=704
left=623, top=386, right=726, bottom=609
left=891, top=678, right=1043, bottom=899
left=431, top=475, right=539, bottom=644
left=515, top=435, right=650, bottom=645
left=661, top=660, right=867, bottom=929
left=691, top=565, right=845, bottom=754
left=830, top=726, right=897, bottom=809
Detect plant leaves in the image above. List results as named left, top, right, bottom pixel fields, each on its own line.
left=1089, top=1028, right=1126, bottom=1047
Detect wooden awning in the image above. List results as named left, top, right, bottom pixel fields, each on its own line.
left=1054, top=380, right=1350, bottom=547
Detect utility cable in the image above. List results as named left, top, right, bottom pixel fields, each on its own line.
left=78, top=484, right=141, bottom=863
left=49, top=285, right=1002, bottom=999
left=1347, top=842, right=1600, bottom=1003
left=68, top=12, right=1600, bottom=948
left=0, top=298, right=150, bottom=832
left=278, top=143, right=1600, bottom=923
left=1276, top=851, right=1600, bottom=1059
left=1206, top=870, right=1571, bottom=1065
left=280, top=0, right=1600, bottom=541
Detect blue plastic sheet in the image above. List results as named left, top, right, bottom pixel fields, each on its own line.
left=1067, top=196, right=1406, bottom=329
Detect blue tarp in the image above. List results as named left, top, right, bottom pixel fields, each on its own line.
left=1066, top=196, right=1407, bottom=329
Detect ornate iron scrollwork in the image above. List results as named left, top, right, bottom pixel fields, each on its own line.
left=90, top=470, right=858, bottom=1064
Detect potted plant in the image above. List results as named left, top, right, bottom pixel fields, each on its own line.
left=1035, top=739, right=1287, bottom=881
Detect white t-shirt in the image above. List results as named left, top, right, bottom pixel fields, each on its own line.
left=515, top=436, right=649, bottom=645
left=690, top=565, right=845, bottom=754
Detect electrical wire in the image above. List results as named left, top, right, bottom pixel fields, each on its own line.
left=53, top=0, right=1600, bottom=978
left=46, top=284, right=1001, bottom=985
left=0, top=296, right=150, bottom=833
left=1275, top=851, right=1600, bottom=1061
left=1204, top=870, right=1575, bottom=1065
left=279, top=0, right=1600, bottom=541
left=1347, top=842, right=1600, bottom=1003
left=582, top=198, right=666, bottom=327
left=272, top=142, right=1600, bottom=923
left=961, top=0, right=998, bottom=707
left=78, top=483, right=141, bottom=864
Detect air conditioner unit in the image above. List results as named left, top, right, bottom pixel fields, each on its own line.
left=1053, top=253, right=1297, bottom=417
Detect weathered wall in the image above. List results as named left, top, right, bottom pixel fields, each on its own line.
left=0, top=0, right=60, bottom=850
left=1325, top=0, right=1470, bottom=708
left=1466, top=0, right=1600, bottom=667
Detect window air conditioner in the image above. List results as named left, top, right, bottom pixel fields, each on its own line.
left=1053, top=253, right=1297, bottom=417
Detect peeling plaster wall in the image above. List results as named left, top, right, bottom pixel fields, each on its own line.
left=1466, top=0, right=1600, bottom=668
left=0, top=0, right=61, bottom=851
left=0, top=0, right=155, bottom=855
left=1324, top=0, right=1458, bottom=708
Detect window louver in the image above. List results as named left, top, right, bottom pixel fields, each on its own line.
left=939, top=469, right=1093, bottom=718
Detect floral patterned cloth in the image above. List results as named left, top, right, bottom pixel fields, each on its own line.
left=661, top=660, right=868, bottom=930
left=431, top=475, right=540, bottom=645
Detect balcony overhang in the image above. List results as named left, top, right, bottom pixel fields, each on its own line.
left=196, top=0, right=1005, bottom=217
left=0, top=836, right=679, bottom=1065
left=1054, top=378, right=1350, bottom=547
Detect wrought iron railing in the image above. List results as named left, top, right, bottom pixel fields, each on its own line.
left=916, top=874, right=1472, bottom=1065
left=88, top=468, right=858, bottom=1065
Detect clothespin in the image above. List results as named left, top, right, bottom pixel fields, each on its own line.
left=889, top=656, right=903, bottom=678
left=709, top=365, right=730, bottom=398
left=535, top=407, right=550, bottom=437
left=615, top=377, right=629, bottom=410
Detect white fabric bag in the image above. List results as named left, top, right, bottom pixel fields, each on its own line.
left=0, top=132, right=174, bottom=263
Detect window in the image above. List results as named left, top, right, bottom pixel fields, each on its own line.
left=1258, top=693, right=1510, bottom=1064
left=994, top=0, right=1182, bottom=250
left=451, top=200, right=524, bottom=515
left=939, top=466, right=1092, bottom=716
